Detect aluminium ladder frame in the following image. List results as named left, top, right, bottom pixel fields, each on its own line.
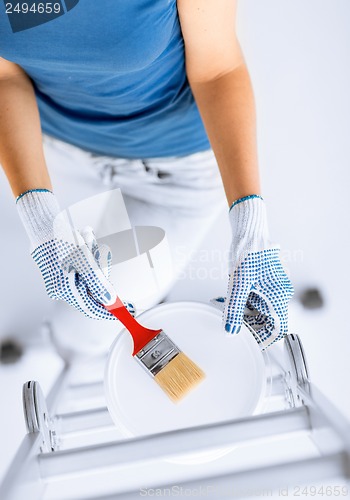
left=0, top=333, right=349, bottom=499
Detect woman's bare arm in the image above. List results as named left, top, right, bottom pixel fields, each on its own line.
left=177, top=0, right=261, bottom=206
left=0, top=57, right=52, bottom=197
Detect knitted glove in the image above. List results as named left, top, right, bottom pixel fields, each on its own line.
left=218, top=195, right=294, bottom=349
left=16, top=189, right=123, bottom=320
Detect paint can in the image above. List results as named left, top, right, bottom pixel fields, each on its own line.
left=104, top=301, right=271, bottom=464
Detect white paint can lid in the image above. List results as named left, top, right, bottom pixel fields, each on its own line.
left=104, top=301, right=268, bottom=463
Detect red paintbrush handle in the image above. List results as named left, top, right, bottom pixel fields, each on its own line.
left=105, top=297, right=162, bottom=356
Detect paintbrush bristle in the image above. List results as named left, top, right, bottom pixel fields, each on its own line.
left=154, top=352, right=205, bottom=402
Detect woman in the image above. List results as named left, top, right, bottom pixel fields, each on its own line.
left=0, top=0, right=293, bottom=349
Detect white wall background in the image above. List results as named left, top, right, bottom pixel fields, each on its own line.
left=0, top=0, right=349, bottom=486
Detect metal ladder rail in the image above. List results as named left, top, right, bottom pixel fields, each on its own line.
left=38, top=406, right=311, bottom=478
left=1, top=334, right=349, bottom=500
left=39, top=334, right=350, bottom=495
left=104, top=334, right=350, bottom=500
left=50, top=334, right=349, bottom=499
left=0, top=366, right=69, bottom=500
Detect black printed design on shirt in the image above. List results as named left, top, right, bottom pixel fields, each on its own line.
left=64, top=0, right=79, bottom=12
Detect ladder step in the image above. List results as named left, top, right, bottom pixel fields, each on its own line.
left=39, top=407, right=310, bottom=478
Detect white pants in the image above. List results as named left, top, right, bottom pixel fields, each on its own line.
left=42, top=134, right=226, bottom=280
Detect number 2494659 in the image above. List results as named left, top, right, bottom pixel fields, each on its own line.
left=6, top=2, right=62, bottom=14
left=293, top=485, right=348, bottom=496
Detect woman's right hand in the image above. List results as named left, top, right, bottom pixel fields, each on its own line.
left=16, top=189, right=119, bottom=320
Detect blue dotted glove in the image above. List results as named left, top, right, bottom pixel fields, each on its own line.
left=32, top=228, right=117, bottom=320
left=16, top=190, right=135, bottom=320
left=220, top=195, right=294, bottom=349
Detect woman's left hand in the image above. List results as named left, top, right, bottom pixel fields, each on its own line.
left=217, top=195, right=294, bottom=349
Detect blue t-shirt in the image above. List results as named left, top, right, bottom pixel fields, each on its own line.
left=0, top=0, right=210, bottom=158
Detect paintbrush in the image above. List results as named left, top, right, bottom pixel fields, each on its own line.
left=105, top=298, right=205, bottom=402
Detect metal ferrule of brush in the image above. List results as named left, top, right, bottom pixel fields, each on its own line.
left=135, top=332, right=180, bottom=376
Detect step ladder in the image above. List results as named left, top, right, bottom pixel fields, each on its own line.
left=1, top=333, right=349, bottom=499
